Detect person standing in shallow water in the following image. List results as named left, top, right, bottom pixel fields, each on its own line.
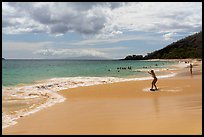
left=148, top=70, right=158, bottom=91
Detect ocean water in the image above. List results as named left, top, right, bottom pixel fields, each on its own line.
left=2, top=59, right=176, bottom=86
left=2, top=59, right=177, bottom=129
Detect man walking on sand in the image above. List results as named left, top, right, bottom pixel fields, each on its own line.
left=190, top=63, right=193, bottom=76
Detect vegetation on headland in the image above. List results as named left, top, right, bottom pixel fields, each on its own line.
left=123, top=31, right=202, bottom=60
left=123, top=55, right=144, bottom=60
left=2, top=58, right=5, bottom=60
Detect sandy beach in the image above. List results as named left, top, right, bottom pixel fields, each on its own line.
left=2, top=60, right=202, bottom=135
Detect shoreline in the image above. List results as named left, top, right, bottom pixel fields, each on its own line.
left=2, top=60, right=180, bottom=129
left=146, top=58, right=202, bottom=62
left=2, top=59, right=202, bottom=134
left=2, top=72, right=177, bottom=129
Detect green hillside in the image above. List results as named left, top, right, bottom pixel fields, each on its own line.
left=144, top=31, right=202, bottom=59
left=123, top=31, right=202, bottom=60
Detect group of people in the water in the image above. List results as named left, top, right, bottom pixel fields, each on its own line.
left=117, top=66, right=132, bottom=70
left=108, top=66, right=132, bottom=72
left=108, top=64, right=159, bottom=72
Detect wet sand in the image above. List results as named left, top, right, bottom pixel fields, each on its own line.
left=2, top=60, right=202, bottom=135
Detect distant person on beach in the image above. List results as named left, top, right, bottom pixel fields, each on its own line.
left=190, top=63, right=193, bottom=75
left=148, top=70, right=158, bottom=91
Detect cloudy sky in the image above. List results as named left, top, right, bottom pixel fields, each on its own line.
left=2, top=2, right=202, bottom=59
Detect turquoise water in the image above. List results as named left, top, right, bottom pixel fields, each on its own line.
left=2, top=59, right=176, bottom=86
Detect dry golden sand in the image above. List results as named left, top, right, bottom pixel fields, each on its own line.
left=2, top=60, right=202, bottom=135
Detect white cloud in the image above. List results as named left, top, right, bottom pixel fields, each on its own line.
left=2, top=40, right=128, bottom=58
left=2, top=2, right=202, bottom=38
left=163, top=32, right=177, bottom=40
left=33, top=46, right=127, bottom=58
left=109, top=2, right=202, bottom=33
left=72, top=34, right=160, bottom=46
left=2, top=2, right=117, bottom=36
left=34, top=48, right=107, bottom=58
